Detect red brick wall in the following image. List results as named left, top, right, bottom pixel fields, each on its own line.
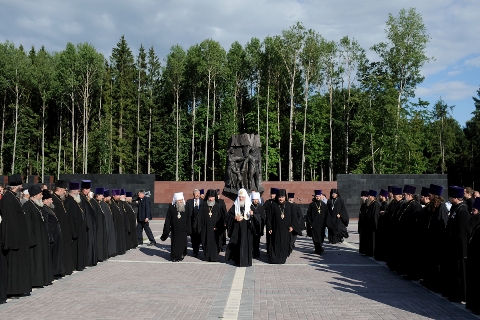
left=154, top=181, right=338, bottom=209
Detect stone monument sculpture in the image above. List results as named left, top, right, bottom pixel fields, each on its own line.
left=223, top=134, right=264, bottom=196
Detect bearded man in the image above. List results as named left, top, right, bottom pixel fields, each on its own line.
left=64, top=182, right=86, bottom=271
left=161, top=192, right=191, bottom=262
left=0, top=174, right=32, bottom=298
left=42, top=189, right=63, bottom=278
left=195, top=189, right=224, bottom=262
left=23, top=184, right=52, bottom=287
left=225, top=188, right=261, bottom=267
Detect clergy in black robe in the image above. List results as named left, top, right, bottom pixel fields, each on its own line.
left=80, top=180, right=97, bottom=266
left=91, top=188, right=108, bottom=262
left=422, top=184, right=448, bottom=292
left=161, top=192, right=191, bottom=262
left=466, top=197, right=480, bottom=314
left=110, top=189, right=127, bottom=255
left=23, top=185, right=52, bottom=287
left=263, top=188, right=278, bottom=254
left=384, top=187, right=404, bottom=268
left=357, top=191, right=369, bottom=247
left=185, top=189, right=203, bottom=257
left=441, top=186, right=471, bottom=302
left=359, top=190, right=379, bottom=257
left=225, top=188, right=261, bottom=267
left=326, top=189, right=349, bottom=244
left=288, top=193, right=303, bottom=250
left=0, top=174, right=32, bottom=296
left=392, top=185, right=422, bottom=276
left=64, top=182, right=86, bottom=271
left=373, top=189, right=389, bottom=261
left=52, top=181, right=75, bottom=275
left=120, top=189, right=133, bottom=250
left=306, top=190, right=328, bottom=254
left=42, top=190, right=64, bottom=278
left=195, top=190, right=224, bottom=262
left=464, top=187, right=475, bottom=213
left=216, top=190, right=228, bottom=251
left=266, top=189, right=301, bottom=264
left=415, top=187, right=432, bottom=281
left=251, top=192, right=265, bottom=258
left=125, top=192, right=138, bottom=249
left=101, top=190, right=117, bottom=258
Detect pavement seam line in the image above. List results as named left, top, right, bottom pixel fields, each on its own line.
left=222, top=267, right=246, bottom=320
left=342, top=238, right=480, bottom=319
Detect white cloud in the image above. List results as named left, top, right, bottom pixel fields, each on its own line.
left=416, top=81, right=478, bottom=101
left=465, top=56, right=480, bottom=67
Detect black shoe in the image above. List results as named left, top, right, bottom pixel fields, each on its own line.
left=193, top=253, right=198, bottom=257
left=147, top=241, right=156, bottom=246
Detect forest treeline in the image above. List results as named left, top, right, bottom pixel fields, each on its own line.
left=1, top=8, right=479, bottom=186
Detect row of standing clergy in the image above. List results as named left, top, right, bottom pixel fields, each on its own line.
left=0, top=175, right=141, bottom=303
left=160, top=187, right=350, bottom=266
left=358, top=184, right=480, bottom=315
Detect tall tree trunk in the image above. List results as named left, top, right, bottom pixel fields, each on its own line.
left=212, top=79, right=216, bottom=181
left=301, top=71, right=309, bottom=181
left=12, top=80, right=19, bottom=174
left=148, top=90, right=152, bottom=174
left=175, top=89, right=179, bottom=181
left=137, top=66, right=141, bottom=174
left=277, top=85, right=281, bottom=181
left=328, top=69, right=333, bottom=181
left=265, top=77, right=270, bottom=181
left=257, top=76, right=260, bottom=135
left=0, top=90, right=6, bottom=175
left=57, top=109, right=62, bottom=178
left=204, top=72, right=211, bottom=181
left=71, top=93, right=75, bottom=174
left=191, top=92, right=196, bottom=181
left=109, top=113, right=113, bottom=174
left=42, top=100, right=46, bottom=181
left=288, top=70, right=295, bottom=181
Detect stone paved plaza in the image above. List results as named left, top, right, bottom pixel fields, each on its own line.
left=0, top=221, right=477, bottom=319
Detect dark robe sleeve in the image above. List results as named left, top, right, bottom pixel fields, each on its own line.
left=161, top=206, right=173, bottom=241
left=289, top=203, right=302, bottom=236
left=226, top=205, right=236, bottom=238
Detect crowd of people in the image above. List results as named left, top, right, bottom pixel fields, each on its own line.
left=0, top=174, right=154, bottom=303
left=358, top=184, right=480, bottom=314
left=160, top=187, right=349, bottom=266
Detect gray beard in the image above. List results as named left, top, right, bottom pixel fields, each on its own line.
left=56, top=193, right=65, bottom=201
left=72, top=194, right=81, bottom=203
left=207, top=200, right=215, bottom=207
left=49, top=203, right=55, bottom=209
left=33, top=199, right=44, bottom=207
left=176, top=203, right=185, bottom=212
left=239, top=201, right=245, bottom=207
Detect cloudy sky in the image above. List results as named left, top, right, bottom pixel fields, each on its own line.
left=1, top=0, right=479, bottom=126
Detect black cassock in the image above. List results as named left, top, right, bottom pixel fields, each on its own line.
left=161, top=204, right=191, bottom=261
left=358, top=200, right=379, bottom=257
left=100, top=201, right=117, bottom=258
left=374, top=200, right=388, bottom=261
left=251, top=203, right=265, bottom=258
left=91, top=199, right=108, bottom=262
left=120, top=202, right=133, bottom=251
left=306, top=200, right=327, bottom=254
left=264, top=199, right=275, bottom=254
left=195, top=203, right=224, bottom=262
left=441, top=201, right=471, bottom=302
left=81, top=194, right=97, bottom=266
left=111, top=200, right=126, bottom=255
left=43, top=205, right=64, bottom=277
left=326, top=197, right=349, bottom=244
left=225, top=205, right=261, bottom=267
left=52, top=194, right=75, bottom=275
left=466, top=214, right=480, bottom=313
left=391, top=200, right=422, bottom=276
left=23, top=201, right=52, bottom=287
left=0, top=190, right=32, bottom=296
left=423, top=202, right=448, bottom=292
left=124, top=202, right=138, bottom=249
left=267, top=201, right=301, bottom=264
left=65, top=195, right=86, bottom=271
